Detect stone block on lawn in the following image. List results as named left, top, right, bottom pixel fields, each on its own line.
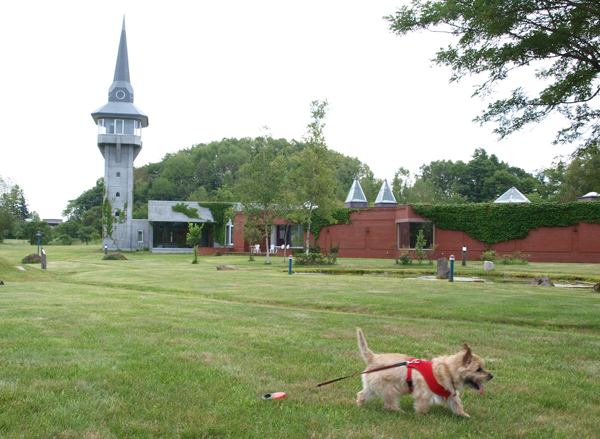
left=484, top=261, right=494, bottom=271
left=530, top=276, right=554, bottom=286
left=217, top=265, right=239, bottom=270
left=436, top=258, right=450, bottom=278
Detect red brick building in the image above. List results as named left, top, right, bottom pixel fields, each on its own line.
left=229, top=203, right=600, bottom=263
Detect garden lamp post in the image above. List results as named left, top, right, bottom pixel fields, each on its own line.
left=462, top=246, right=467, bottom=266
left=36, top=231, right=42, bottom=255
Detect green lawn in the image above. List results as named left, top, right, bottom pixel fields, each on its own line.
left=1, top=241, right=599, bottom=438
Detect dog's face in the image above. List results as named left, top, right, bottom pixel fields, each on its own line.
left=456, top=343, right=494, bottom=394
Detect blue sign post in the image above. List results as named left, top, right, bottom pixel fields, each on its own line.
left=36, top=231, right=42, bottom=255
left=288, top=255, right=293, bottom=275
left=449, top=255, right=455, bottom=282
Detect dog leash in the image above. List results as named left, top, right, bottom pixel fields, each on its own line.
left=262, top=359, right=420, bottom=400
left=316, top=359, right=420, bottom=387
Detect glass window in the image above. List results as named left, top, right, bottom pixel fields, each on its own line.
left=98, top=119, right=106, bottom=135
left=107, top=119, right=115, bottom=134
left=408, top=222, right=434, bottom=249
left=116, top=192, right=120, bottom=198
left=116, top=119, right=123, bottom=135
left=138, top=230, right=144, bottom=242
left=289, top=225, right=304, bottom=248
left=116, top=172, right=121, bottom=178
left=134, top=120, right=142, bottom=136
left=124, top=119, right=134, bottom=135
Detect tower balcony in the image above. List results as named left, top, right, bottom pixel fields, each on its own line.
left=97, top=118, right=142, bottom=146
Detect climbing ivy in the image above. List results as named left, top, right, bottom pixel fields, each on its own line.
left=198, top=202, right=235, bottom=246
left=171, top=203, right=200, bottom=219
left=412, top=202, right=600, bottom=248
left=102, top=196, right=127, bottom=240
left=309, top=207, right=361, bottom=242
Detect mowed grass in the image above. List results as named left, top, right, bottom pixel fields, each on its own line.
left=0, top=241, right=599, bottom=438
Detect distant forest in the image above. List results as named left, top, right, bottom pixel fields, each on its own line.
left=54, top=136, right=599, bottom=241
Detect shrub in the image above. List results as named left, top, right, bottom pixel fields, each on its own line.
left=395, top=247, right=412, bottom=265
left=293, top=250, right=337, bottom=266
left=479, top=250, right=498, bottom=262
left=501, top=251, right=530, bottom=265
left=58, top=234, right=72, bottom=245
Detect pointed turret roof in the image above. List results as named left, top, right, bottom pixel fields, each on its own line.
left=493, top=187, right=530, bottom=204
left=374, top=179, right=398, bottom=207
left=91, top=17, right=148, bottom=127
left=109, top=17, right=132, bottom=102
left=345, top=178, right=368, bottom=208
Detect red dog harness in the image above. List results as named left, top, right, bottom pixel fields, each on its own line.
left=406, top=359, right=452, bottom=399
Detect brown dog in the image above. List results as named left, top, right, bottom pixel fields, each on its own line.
left=356, top=328, right=493, bottom=418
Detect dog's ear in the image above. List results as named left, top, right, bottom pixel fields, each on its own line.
left=462, top=344, right=472, bottom=365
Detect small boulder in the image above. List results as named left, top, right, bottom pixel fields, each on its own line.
left=22, top=253, right=42, bottom=264
left=216, top=265, right=238, bottom=271
left=484, top=261, right=494, bottom=271
left=103, top=253, right=128, bottom=260
left=0, top=279, right=4, bottom=285
left=530, top=276, right=554, bottom=287
left=436, top=258, right=449, bottom=278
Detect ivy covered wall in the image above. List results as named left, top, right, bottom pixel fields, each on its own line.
left=412, top=202, right=600, bottom=248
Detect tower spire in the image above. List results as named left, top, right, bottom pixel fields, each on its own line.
left=108, top=16, right=134, bottom=103
left=113, top=17, right=130, bottom=84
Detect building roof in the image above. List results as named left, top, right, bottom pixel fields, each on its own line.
left=91, top=18, right=149, bottom=127
left=493, top=187, right=531, bottom=204
left=148, top=201, right=214, bottom=223
left=344, top=178, right=368, bottom=208
left=374, top=179, right=397, bottom=207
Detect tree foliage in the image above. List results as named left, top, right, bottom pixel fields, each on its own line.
left=186, top=222, right=204, bottom=264
left=236, top=129, right=286, bottom=263
left=1, top=176, right=30, bottom=241
left=288, top=100, right=338, bottom=254
left=393, top=148, right=542, bottom=203
left=386, top=0, right=600, bottom=152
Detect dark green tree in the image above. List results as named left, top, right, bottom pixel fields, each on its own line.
left=63, top=178, right=104, bottom=221
left=236, top=129, right=286, bottom=264
left=289, top=100, right=338, bottom=254
left=20, top=220, right=53, bottom=245
left=387, top=0, right=600, bottom=152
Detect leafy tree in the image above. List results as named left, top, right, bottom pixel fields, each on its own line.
left=62, top=178, right=104, bottom=221
left=289, top=100, right=338, bottom=254
left=186, top=222, right=205, bottom=264
left=414, top=229, right=427, bottom=264
left=77, top=226, right=95, bottom=245
left=359, top=165, right=383, bottom=206
left=0, top=205, right=13, bottom=242
left=53, top=219, right=80, bottom=239
left=236, top=129, right=286, bottom=264
left=20, top=220, right=53, bottom=245
left=538, top=150, right=600, bottom=201
left=386, top=0, right=600, bottom=152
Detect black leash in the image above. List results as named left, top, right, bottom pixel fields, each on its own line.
left=262, top=360, right=414, bottom=400
left=316, top=361, right=410, bottom=387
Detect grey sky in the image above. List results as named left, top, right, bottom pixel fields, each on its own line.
left=0, top=0, right=571, bottom=219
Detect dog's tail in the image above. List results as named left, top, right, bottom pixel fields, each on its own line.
left=357, top=327, right=375, bottom=364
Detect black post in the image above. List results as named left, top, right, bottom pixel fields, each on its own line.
left=462, top=246, right=467, bottom=266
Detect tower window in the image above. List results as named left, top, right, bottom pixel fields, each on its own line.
left=98, top=119, right=142, bottom=137
left=116, top=192, right=121, bottom=198
left=116, top=172, right=121, bottom=178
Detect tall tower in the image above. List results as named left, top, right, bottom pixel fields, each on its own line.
left=91, top=18, right=148, bottom=251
